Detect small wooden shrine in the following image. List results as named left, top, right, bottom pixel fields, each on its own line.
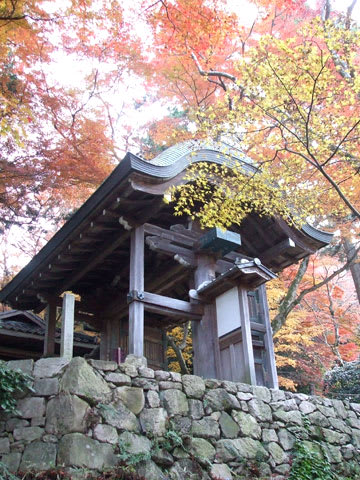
left=0, top=141, right=332, bottom=388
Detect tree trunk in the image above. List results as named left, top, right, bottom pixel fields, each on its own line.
left=343, top=238, right=360, bottom=305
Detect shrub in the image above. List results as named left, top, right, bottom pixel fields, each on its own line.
left=0, top=361, right=34, bottom=414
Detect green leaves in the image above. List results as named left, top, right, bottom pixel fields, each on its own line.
left=0, top=361, right=33, bottom=414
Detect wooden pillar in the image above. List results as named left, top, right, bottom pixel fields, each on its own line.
left=259, top=284, right=278, bottom=389
left=44, top=301, right=57, bottom=357
left=128, top=225, right=144, bottom=356
left=60, top=293, right=75, bottom=360
left=100, top=319, right=109, bottom=360
left=192, top=254, right=221, bottom=378
left=238, top=287, right=257, bottom=385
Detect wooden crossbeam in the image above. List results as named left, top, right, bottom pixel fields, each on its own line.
left=260, top=238, right=295, bottom=263
left=141, top=292, right=203, bottom=319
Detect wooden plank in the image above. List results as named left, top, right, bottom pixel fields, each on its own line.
left=144, top=223, right=195, bottom=247
left=238, top=287, right=256, bottom=385
left=142, top=292, right=203, bottom=316
left=55, top=231, right=131, bottom=295
left=192, top=254, right=219, bottom=378
left=260, top=238, right=295, bottom=263
left=259, top=284, right=278, bottom=389
left=146, top=236, right=196, bottom=264
left=44, top=301, right=57, bottom=356
left=128, top=225, right=144, bottom=356
left=60, top=293, right=75, bottom=360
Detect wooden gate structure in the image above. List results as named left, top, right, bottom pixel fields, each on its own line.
left=0, top=141, right=332, bottom=388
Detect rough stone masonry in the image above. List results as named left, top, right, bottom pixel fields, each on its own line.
left=0, top=355, right=359, bottom=479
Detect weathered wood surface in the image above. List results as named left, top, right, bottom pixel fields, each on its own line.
left=43, top=301, right=57, bottom=356
left=128, top=225, right=144, bottom=356
left=259, top=284, right=278, bottom=389
left=60, top=293, right=75, bottom=360
left=238, top=287, right=256, bottom=385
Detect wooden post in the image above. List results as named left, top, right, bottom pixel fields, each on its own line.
left=259, top=284, right=278, bottom=389
left=128, top=225, right=144, bottom=356
left=192, top=254, right=221, bottom=378
left=44, top=301, right=57, bottom=356
left=238, top=287, right=257, bottom=385
left=60, top=293, right=75, bottom=360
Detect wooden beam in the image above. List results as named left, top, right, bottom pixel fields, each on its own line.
left=238, top=287, right=257, bottom=385
left=146, top=236, right=196, bottom=266
left=55, top=231, right=130, bottom=295
left=128, top=225, right=144, bottom=356
left=259, top=284, right=278, bottom=389
left=192, top=254, right=220, bottom=378
left=144, top=223, right=196, bottom=247
left=141, top=291, right=203, bottom=319
left=260, top=238, right=295, bottom=263
left=44, top=300, right=57, bottom=356
left=60, top=293, right=75, bottom=360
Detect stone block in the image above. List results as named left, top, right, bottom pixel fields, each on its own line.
left=100, top=402, right=140, bottom=432
left=17, top=397, right=45, bottom=419
left=93, top=424, right=118, bottom=444
left=219, top=412, right=240, bottom=440
left=105, top=373, right=131, bottom=385
left=267, top=442, right=288, bottom=465
left=132, top=377, right=159, bottom=390
left=216, top=438, right=267, bottom=462
left=139, top=408, right=167, bottom=436
left=34, top=377, right=59, bottom=396
left=232, top=411, right=261, bottom=439
left=0, top=452, right=21, bottom=473
left=248, top=398, right=273, bottom=422
left=7, top=359, right=34, bottom=376
left=182, top=375, right=206, bottom=399
left=118, top=431, right=151, bottom=455
left=192, top=417, right=220, bottom=439
left=221, top=381, right=238, bottom=394
left=6, top=418, right=29, bottom=432
left=262, top=429, right=278, bottom=443
left=136, top=460, right=168, bottom=480
left=147, top=390, right=160, bottom=408
left=151, top=448, right=174, bottom=466
left=299, top=401, right=317, bottom=414
left=161, top=389, right=189, bottom=417
left=89, top=360, right=118, bottom=371
left=0, top=437, right=10, bottom=454
left=204, top=389, right=240, bottom=411
left=271, top=389, right=286, bottom=402
left=159, top=381, right=182, bottom=390
left=60, top=357, right=111, bottom=402
left=190, top=437, right=215, bottom=463
left=138, top=366, right=155, bottom=378
left=31, top=417, right=45, bottom=427
left=46, top=394, right=90, bottom=434
left=236, top=392, right=253, bottom=401
left=253, top=386, right=271, bottom=403
left=273, top=409, right=303, bottom=426
left=113, top=386, right=145, bottom=414
left=124, top=354, right=147, bottom=367
left=154, top=370, right=170, bottom=381
left=210, top=463, right=233, bottom=480
left=170, top=372, right=182, bottom=382
left=189, top=399, right=204, bottom=420
left=13, top=426, right=43, bottom=442
left=34, top=357, right=69, bottom=378
left=20, top=441, right=57, bottom=471
left=278, top=429, right=295, bottom=450
left=58, top=433, right=116, bottom=470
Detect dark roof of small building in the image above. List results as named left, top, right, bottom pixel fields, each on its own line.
left=0, top=310, right=98, bottom=345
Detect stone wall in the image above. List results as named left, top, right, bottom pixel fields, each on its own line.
left=0, top=355, right=360, bottom=479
